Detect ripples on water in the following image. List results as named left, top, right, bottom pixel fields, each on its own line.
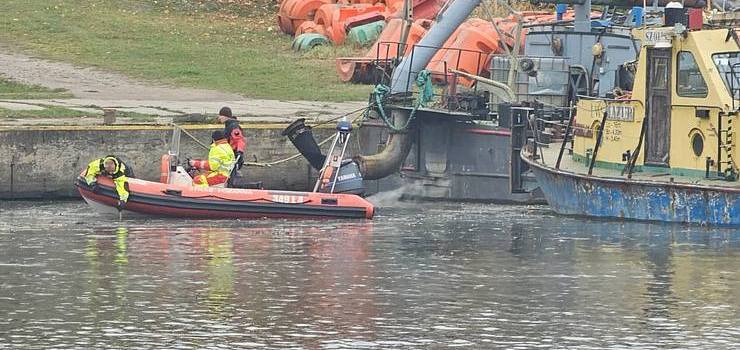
left=0, top=200, right=738, bottom=349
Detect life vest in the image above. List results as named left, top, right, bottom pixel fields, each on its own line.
left=84, top=156, right=131, bottom=202
left=224, top=119, right=246, bottom=153
left=207, top=140, right=236, bottom=177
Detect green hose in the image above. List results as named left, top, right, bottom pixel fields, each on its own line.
left=371, top=69, right=434, bottom=132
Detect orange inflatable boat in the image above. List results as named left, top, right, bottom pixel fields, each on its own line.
left=76, top=123, right=375, bottom=220
left=75, top=175, right=374, bottom=220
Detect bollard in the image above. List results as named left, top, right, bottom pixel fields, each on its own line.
left=103, top=108, right=116, bottom=125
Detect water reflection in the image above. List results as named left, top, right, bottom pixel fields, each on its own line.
left=0, top=201, right=737, bottom=348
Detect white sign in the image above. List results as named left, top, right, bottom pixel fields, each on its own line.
left=607, top=105, right=635, bottom=122
left=336, top=172, right=358, bottom=182
left=271, top=194, right=307, bottom=204
left=643, top=29, right=673, bottom=47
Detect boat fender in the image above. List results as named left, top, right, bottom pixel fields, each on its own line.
left=160, top=154, right=171, bottom=184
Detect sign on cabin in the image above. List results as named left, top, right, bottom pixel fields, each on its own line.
left=606, top=105, right=635, bottom=122
left=643, top=28, right=674, bottom=47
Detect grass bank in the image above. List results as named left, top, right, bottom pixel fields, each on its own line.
left=0, top=106, right=91, bottom=119
left=0, top=77, right=71, bottom=99
left=0, top=106, right=156, bottom=121
left=0, top=0, right=371, bottom=102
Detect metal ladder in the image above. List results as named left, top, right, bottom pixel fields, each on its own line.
left=717, top=112, right=737, bottom=180
left=717, top=61, right=740, bottom=180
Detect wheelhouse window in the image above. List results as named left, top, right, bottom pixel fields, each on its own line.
left=677, top=51, right=708, bottom=97
left=712, top=52, right=740, bottom=99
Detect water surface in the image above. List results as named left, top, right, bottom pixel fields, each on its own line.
left=0, top=200, right=738, bottom=349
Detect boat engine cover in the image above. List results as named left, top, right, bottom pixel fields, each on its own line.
left=322, top=160, right=365, bottom=195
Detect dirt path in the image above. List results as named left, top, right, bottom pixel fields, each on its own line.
left=0, top=46, right=366, bottom=125
left=0, top=46, right=243, bottom=101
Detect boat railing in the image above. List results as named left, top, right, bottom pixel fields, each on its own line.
left=373, top=41, right=492, bottom=117
left=530, top=96, right=646, bottom=176
left=575, top=95, right=643, bottom=105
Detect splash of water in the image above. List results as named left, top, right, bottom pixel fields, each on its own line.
left=366, top=183, right=425, bottom=207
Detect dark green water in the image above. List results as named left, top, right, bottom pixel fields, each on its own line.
left=0, top=200, right=738, bottom=349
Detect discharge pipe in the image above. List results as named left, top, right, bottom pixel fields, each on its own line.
left=355, top=0, right=482, bottom=180
left=282, top=118, right=326, bottom=170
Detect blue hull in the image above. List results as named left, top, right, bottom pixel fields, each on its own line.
left=523, top=157, right=740, bottom=226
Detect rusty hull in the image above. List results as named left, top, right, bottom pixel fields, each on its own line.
left=522, top=154, right=740, bottom=226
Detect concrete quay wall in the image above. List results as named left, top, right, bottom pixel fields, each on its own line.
left=0, top=124, right=348, bottom=199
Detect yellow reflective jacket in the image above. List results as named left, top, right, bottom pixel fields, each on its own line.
left=84, top=156, right=130, bottom=202
left=207, top=140, right=236, bottom=177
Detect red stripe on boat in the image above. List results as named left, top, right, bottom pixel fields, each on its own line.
left=466, top=129, right=512, bottom=136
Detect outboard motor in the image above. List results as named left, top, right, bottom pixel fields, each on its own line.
left=283, top=118, right=365, bottom=195
left=325, top=159, right=364, bottom=195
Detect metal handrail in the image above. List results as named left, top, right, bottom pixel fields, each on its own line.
left=374, top=40, right=492, bottom=114
left=729, top=62, right=740, bottom=111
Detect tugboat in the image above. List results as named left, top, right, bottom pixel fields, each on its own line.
left=345, top=0, right=645, bottom=202
left=521, top=7, right=740, bottom=226
left=76, top=121, right=374, bottom=220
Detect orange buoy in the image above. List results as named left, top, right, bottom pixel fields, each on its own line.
left=382, top=0, right=444, bottom=20
left=277, top=0, right=334, bottom=35
left=410, top=0, right=446, bottom=20
left=336, top=59, right=359, bottom=82
left=335, top=18, right=431, bottom=83
left=314, top=3, right=386, bottom=44
left=295, top=20, right=329, bottom=37
left=426, top=19, right=511, bottom=87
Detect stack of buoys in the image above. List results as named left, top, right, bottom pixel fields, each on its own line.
left=278, top=0, right=333, bottom=36
left=278, top=1, right=595, bottom=86
left=335, top=10, right=590, bottom=85
left=426, top=18, right=506, bottom=87
left=311, top=3, right=387, bottom=44
left=426, top=12, right=584, bottom=87
left=335, top=13, right=529, bottom=85
left=336, top=18, right=432, bottom=83
left=278, top=0, right=446, bottom=51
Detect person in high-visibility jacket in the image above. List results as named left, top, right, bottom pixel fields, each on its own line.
left=217, top=106, right=246, bottom=170
left=189, top=130, right=235, bottom=187
left=83, top=155, right=134, bottom=208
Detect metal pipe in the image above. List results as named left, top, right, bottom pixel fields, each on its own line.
left=482, top=1, right=512, bottom=58
left=398, top=0, right=413, bottom=56
left=574, top=0, right=591, bottom=32
left=313, top=135, right=339, bottom=192
left=355, top=109, right=415, bottom=180
left=449, top=69, right=516, bottom=101
left=622, top=113, right=648, bottom=178
left=356, top=0, right=482, bottom=180
left=406, top=47, right=415, bottom=93
left=588, top=110, right=609, bottom=175
left=390, top=0, right=482, bottom=94
left=522, top=16, right=600, bottom=28
left=330, top=133, right=351, bottom=193
left=508, top=18, right=523, bottom=88
left=556, top=106, right=576, bottom=169
left=474, top=51, right=482, bottom=94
